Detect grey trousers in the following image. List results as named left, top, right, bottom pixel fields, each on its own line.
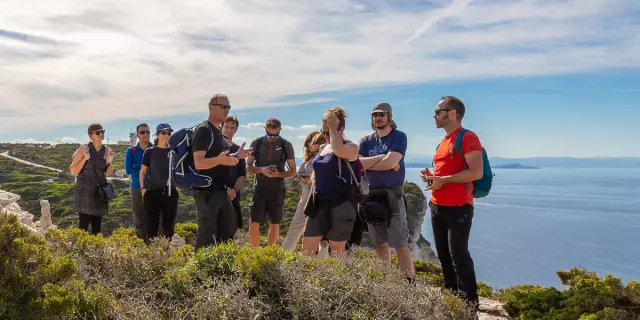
left=130, top=186, right=146, bottom=239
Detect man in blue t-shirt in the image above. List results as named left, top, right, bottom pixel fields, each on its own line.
left=124, top=123, right=153, bottom=239
left=358, top=102, right=415, bottom=277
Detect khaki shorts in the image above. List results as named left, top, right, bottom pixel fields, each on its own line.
left=304, top=200, right=356, bottom=242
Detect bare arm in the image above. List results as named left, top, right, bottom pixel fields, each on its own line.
left=139, top=164, right=148, bottom=188
left=246, top=153, right=261, bottom=174
left=234, top=176, right=246, bottom=190
left=329, top=127, right=359, bottom=161
left=368, top=151, right=403, bottom=171
left=69, top=151, right=87, bottom=175
left=276, top=159, right=297, bottom=178
left=105, top=163, right=114, bottom=176
left=442, top=151, right=484, bottom=184
left=359, top=155, right=384, bottom=170
left=194, top=150, right=235, bottom=170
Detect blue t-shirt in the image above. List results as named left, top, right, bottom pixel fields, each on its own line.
left=359, top=129, right=407, bottom=189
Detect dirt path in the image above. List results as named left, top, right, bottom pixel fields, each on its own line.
left=0, top=151, right=128, bottom=182
left=1, top=151, right=62, bottom=172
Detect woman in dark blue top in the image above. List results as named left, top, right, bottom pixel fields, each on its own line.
left=302, top=107, right=360, bottom=256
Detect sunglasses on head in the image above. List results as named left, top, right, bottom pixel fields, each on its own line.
left=93, top=129, right=105, bottom=135
left=138, top=130, right=150, bottom=135
left=434, top=108, right=452, bottom=115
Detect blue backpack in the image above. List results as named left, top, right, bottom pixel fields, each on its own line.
left=169, top=121, right=214, bottom=191
left=436, top=128, right=493, bottom=198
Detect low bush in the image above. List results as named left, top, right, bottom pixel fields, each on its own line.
left=1, top=213, right=476, bottom=319
left=496, top=268, right=640, bottom=319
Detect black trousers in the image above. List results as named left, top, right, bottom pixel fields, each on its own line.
left=144, top=187, right=179, bottom=242
left=429, top=201, right=479, bottom=306
left=193, top=188, right=236, bottom=252
left=79, top=213, right=103, bottom=235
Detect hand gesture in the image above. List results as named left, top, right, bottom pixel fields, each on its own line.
left=236, top=142, right=253, bottom=160
left=105, top=148, right=116, bottom=164
left=226, top=187, right=237, bottom=200
left=424, top=176, right=445, bottom=191
left=261, top=167, right=277, bottom=178
left=326, top=113, right=339, bottom=130
left=216, top=150, right=239, bottom=166
left=419, top=168, right=432, bottom=183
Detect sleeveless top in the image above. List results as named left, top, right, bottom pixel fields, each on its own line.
left=73, top=143, right=109, bottom=217
left=312, top=146, right=358, bottom=196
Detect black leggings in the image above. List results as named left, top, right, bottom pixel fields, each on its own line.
left=79, top=213, right=103, bottom=235
left=144, top=187, right=179, bottom=242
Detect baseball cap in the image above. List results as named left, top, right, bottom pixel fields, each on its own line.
left=156, top=123, right=172, bottom=133
left=209, top=94, right=230, bottom=107
left=370, top=102, right=397, bottom=129
left=371, top=102, right=392, bottom=114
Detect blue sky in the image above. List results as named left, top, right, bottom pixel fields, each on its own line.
left=1, top=0, right=639, bottom=158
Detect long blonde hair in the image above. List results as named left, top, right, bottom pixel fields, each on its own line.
left=303, top=131, right=322, bottom=162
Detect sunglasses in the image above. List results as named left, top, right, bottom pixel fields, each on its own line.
left=265, top=131, right=280, bottom=137
left=93, top=129, right=105, bottom=135
left=211, top=104, right=231, bottom=110
left=372, top=112, right=387, bottom=118
left=434, top=108, right=452, bottom=115
left=138, top=130, right=150, bottom=135
left=159, top=130, right=172, bottom=136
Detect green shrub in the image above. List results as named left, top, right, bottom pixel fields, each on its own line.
left=0, top=213, right=114, bottom=319
left=498, top=267, right=640, bottom=320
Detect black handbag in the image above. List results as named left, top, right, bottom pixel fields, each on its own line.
left=89, top=147, right=117, bottom=201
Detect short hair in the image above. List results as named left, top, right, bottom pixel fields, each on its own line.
left=224, top=115, right=239, bottom=128
left=265, top=118, right=281, bottom=129
left=322, top=106, right=347, bottom=130
left=136, top=123, right=149, bottom=132
left=87, top=123, right=103, bottom=135
left=440, top=96, right=465, bottom=120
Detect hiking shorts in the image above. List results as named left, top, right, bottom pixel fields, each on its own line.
left=250, top=186, right=285, bottom=224
left=368, top=195, right=409, bottom=249
left=304, top=200, right=356, bottom=242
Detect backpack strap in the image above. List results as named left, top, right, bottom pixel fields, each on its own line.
left=253, top=136, right=264, bottom=166
left=454, top=128, right=469, bottom=169
left=132, top=145, right=137, bottom=156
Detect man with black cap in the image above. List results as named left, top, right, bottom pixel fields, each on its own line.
left=358, top=102, right=415, bottom=277
left=192, top=94, right=249, bottom=251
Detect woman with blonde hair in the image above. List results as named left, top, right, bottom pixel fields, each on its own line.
left=302, top=107, right=360, bottom=256
left=282, top=131, right=328, bottom=254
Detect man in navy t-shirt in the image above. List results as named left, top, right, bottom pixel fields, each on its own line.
left=359, top=102, right=415, bottom=277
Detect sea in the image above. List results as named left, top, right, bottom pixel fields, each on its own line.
left=405, top=167, right=640, bottom=289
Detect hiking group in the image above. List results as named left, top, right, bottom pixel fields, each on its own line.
left=69, top=94, right=492, bottom=310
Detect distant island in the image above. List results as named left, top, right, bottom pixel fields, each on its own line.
left=493, top=164, right=540, bottom=169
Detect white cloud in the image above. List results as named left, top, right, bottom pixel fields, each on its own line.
left=7, top=137, right=80, bottom=145
left=240, top=122, right=264, bottom=130
left=300, top=124, right=320, bottom=130
left=1, top=0, right=639, bottom=131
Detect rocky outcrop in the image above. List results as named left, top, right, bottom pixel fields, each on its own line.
left=403, top=182, right=440, bottom=265
left=0, top=189, right=57, bottom=234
